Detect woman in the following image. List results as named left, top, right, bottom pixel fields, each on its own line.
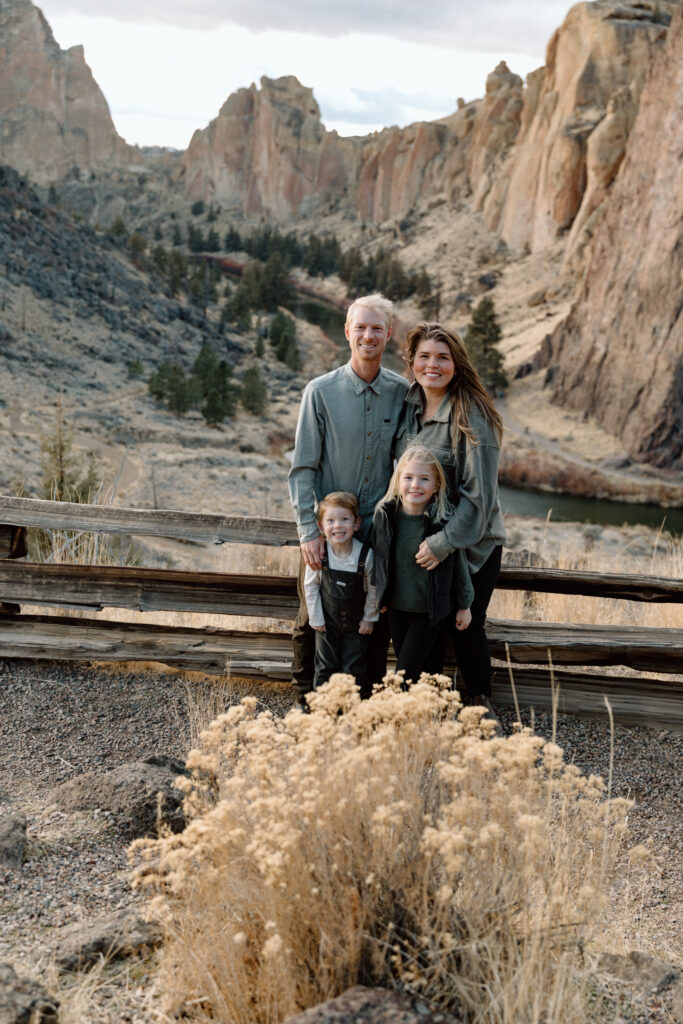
left=395, top=322, right=506, bottom=718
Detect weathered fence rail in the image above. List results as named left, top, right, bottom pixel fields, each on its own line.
left=0, top=496, right=681, bottom=730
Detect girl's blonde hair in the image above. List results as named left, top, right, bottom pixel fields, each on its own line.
left=377, top=445, right=451, bottom=521
left=405, top=322, right=503, bottom=446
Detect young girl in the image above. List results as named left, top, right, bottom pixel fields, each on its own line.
left=373, top=445, right=473, bottom=686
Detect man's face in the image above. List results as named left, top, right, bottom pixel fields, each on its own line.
left=345, top=306, right=390, bottom=369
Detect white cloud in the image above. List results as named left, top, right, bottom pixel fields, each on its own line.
left=37, top=3, right=556, bottom=148
left=39, top=0, right=574, bottom=55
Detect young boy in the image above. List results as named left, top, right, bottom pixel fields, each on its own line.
left=303, top=491, right=379, bottom=692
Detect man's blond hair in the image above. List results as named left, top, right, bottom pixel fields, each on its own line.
left=345, top=293, right=394, bottom=330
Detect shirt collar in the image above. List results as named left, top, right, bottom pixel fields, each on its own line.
left=406, top=381, right=451, bottom=422
left=344, top=360, right=383, bottom=395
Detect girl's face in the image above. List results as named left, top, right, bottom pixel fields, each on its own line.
left=398, top=460, right=440, bottom=515
left=411, top=339, right=456, bottom=396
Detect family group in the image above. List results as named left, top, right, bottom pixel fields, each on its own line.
left=287, top=292, right=506, bottom=722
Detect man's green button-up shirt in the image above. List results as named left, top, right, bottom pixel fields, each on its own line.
left=288, top=361, right=409, bottom=543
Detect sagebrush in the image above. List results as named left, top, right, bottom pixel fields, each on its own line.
left=132, top=674, right=643, bottom=1023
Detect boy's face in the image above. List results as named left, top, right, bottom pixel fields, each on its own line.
left=319, top=505, right=360, bottom=545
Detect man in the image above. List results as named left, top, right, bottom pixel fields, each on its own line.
left=288, top=292, right=408, bottom=704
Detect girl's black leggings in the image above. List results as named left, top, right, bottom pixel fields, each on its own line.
left=387, top=607, right=446, bottom=686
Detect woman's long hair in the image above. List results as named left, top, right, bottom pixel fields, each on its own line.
left=405, top=322, right=503, bottom=447
left=375, top=444, right=452, bottom=522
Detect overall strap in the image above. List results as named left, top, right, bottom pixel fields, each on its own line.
left=321, top=541, right=329, bottom=572
left=356, top=542, right=370, bottom=576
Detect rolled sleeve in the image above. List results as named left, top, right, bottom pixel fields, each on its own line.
left=427, top=439, right=502, bottom=562
left=303, top=565, right=325, bottom=627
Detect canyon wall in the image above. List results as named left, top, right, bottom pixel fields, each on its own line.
left=0, top=0, right=133, bottom=185
left=542, top=5, right=683, bottom=468
left=182, top=0, right=679, bottom=251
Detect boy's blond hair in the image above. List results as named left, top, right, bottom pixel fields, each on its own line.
left=317, top=490, right=360, bottom=523
left=345, top=293, right=393, bottom=330
left=376, top=445, right=451, bottom=521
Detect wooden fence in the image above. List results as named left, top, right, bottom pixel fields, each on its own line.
left=0, top=495, right=681, bottom=731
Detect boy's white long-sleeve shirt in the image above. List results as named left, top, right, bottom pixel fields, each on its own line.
left=304, top=539, right=379, bottom=628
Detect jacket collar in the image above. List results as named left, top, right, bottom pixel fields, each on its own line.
left=344, top=360, right=384, bottom=395
left=405, top=381, right=451, bottom=423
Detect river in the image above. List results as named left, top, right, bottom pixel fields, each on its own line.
left=287, top=294, right=682, bottom=536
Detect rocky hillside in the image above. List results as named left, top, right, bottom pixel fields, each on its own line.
left=0, top=0, right=133, bottom=184
left=0, top=164, right=336, bottom=524
left=541, top=5, right=683, bottom=469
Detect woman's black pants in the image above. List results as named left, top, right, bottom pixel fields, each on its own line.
left=452, top=544, right=502, bottom=699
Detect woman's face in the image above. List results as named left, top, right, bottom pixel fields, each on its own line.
left=411, top=339, right=456, bottom=396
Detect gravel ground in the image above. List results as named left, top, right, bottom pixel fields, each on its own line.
left=0, top=658, right=680, bottom=1023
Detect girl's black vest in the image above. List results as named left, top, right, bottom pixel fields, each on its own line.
left=372, top=500, right=455, bottom=626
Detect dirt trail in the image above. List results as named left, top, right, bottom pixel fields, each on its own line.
left=8, top=399, right=141, bottom=498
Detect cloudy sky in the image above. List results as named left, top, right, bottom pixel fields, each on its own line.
left=38, top=0, right=574, bottom=149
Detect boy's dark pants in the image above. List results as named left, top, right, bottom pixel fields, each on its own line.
left=291, top=555, right=389, bottom=702
left=313, top=622, right=369, bottom=690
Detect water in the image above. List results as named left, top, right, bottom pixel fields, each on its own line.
left=499, top=484, right=682, bottom=535
left=289, top=294, right=682, bottom=537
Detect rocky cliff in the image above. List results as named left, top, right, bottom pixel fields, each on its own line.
left=491, top=0, right=677, bottom=254
left=182, top=1, right=678, bottom=251
left=0, top=0, right=133, bottom=184
left=541, top=5, right=683, bottom=469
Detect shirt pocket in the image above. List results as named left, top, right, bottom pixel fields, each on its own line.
left=427, top=443, right=461, bottom=500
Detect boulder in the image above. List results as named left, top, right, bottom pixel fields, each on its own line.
left=598, top=950, right=679, bottom=992
left=283, top=985, right=461, bottom=1024
left=52, top=910, right=162, bottom=972
left=0, top=814, right=26, bottom=869
left=0, top=963, right=58, bottom=1024
left=55, top=756, right=188, bottom=839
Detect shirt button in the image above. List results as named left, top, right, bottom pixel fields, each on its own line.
left=364, top=477, right=369, bottom=482
left=366, top=405, right=371, bottom=411
left=366, top=455, right=371, bottom=460
left=367, top=431, right=371, bottom=436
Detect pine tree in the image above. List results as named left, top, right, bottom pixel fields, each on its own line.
left=465, top=296, right=508, bottom=393
left=40, top=400, right=99, bottom=502
left=240, top=364, right=267, bottom=414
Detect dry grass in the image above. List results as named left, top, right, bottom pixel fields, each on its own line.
left=131, top=674, right=648, bottom=1024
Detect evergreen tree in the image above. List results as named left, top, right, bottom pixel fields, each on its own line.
left=206, top=227, right=220, bottom=252
left=225, top=225, right=242, bottom=250
left=465, top=296, right=508, bottom=393
left=172, top=223, right=183, bottom=247
left=240, top=364, right=267, bottom=414
left=40, top=400, right=99, bottom=502
left=261, top=251, right=291, bottom=310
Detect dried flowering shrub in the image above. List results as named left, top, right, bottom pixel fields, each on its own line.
left=131, top=674, right=638, bottom=1024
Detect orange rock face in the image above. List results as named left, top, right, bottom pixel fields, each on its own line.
left=496, top=0, right=676, bottom=253
left=544, top=6, right=683, bottom=468
left=0, top=0, right=133, bottom=184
